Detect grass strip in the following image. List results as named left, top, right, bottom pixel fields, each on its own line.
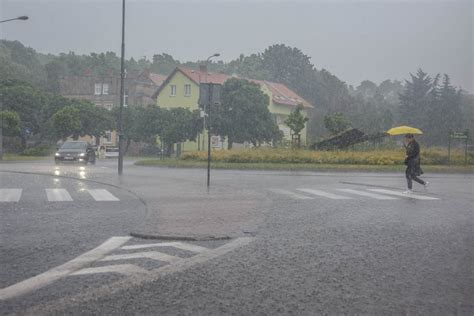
left=135, top=159, right=474, bottom=173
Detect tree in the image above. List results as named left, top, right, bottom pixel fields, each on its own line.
left=284, top=104, right=308, bottom=147
left=52, top=106, right=81, bottom=140
left=159, top=107, right=201, bottom=154
left=324, top=112, right=352, bottom=135
left=214, top=78, right=281, bottom=148
left=0, top=110, right=21, bottom=136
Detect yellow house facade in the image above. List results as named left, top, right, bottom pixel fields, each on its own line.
left=154, top=67, right=313, bottom=151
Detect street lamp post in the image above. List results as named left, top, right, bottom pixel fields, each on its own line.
left=118, top=0, right=125, bottom=175
left=0, top=15, right=28, bottom=161
left=202, top=53, right=220, bottom=151
left=0, top=16, right=28, bottom=23
left=204, top=54, right=219, bottom=189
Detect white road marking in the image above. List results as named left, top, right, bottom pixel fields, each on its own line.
left=45, top=188, right=73, bottom=202
left=101, top=251, right=181, bottom=263
left=368, top=189, right=439, bottom=200
left=268, top=188, right=314, bottom=200
left=121, top=242, right=208, bottom=253
left=72, top=264, right=148, bottom=276
left=23, top=237, right=255, bottom=314
left=0, top=236, right=131, bottom=301
left=297, top=188, right=352, bottom=200
left=87, top=189, right=119, bottom=201
left=0, top=189, right=22, bottom=202
left=337, top=189, right=398, bottom=200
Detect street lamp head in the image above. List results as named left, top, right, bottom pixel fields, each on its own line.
left=213, top=53, right=220, bottom=57
left=17, top=16, right=29, bottom=20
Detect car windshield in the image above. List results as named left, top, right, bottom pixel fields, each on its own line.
left=61, top=142, right=87, bottom=150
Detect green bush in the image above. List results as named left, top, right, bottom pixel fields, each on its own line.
left=21, top=146, right=51, bottom=156
left=180, top=148, right=473, bottom=165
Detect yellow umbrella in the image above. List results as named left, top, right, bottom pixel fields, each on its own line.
left=386, top=126, right=423, bottom=136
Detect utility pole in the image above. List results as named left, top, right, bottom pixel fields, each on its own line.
left=118, top=0, right=125, bottom=175
left=207, top=84, right=212, bottom=188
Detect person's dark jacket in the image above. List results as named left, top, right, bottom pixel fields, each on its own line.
left=405, top=140, right=423, bottom=176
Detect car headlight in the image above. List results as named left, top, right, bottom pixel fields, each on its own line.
left=55, top=152, right=60, bottom=157
left=79, top=153, right=85, bottom=157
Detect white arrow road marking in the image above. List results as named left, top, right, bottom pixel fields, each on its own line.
left=297, top=188, right=352, bottom=200
left=46, top=189, right=73, bottom=202
left=0, top=236, right=131, bottom=301
left=337, top=189, right=398, bottom=200
left=0, top=189, right=22, bottom=202
left=72, top=264, right=149, bottom=276
left=121, top=242, right=208, bottom=253
left=368, top=189, right=439, bottom=200
left=101, top=251, right=181, bottom=263
left=268, top=189, right=314, bottom=200
left=87, top=189, right=119, bottom=201
left=23, top=237, right=255, bottom=314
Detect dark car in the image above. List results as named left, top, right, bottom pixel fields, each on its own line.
left=54, top=141, right=96, bottom=164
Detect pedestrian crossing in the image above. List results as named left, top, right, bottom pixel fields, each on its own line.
left=0, top=188, right=121, bottom=203
left=269, top=187, right=440, bottom=201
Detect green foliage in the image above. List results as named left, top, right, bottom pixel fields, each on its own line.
left=21, top=146, right=51, bottom=156
left=53, top=106, right=81, bottom=140
left=214, top=78, right=281, bottom=148
left=181, top=148, right=473, bottom=166
left=284, top=104, right=309, bottom=136
left=160, top=107, right=201, bottom=146
left=324, top=112, right=352, bottom=135
left=0, top=110, right=21, bottom=136
left=399, top=69, right=464, bottom=145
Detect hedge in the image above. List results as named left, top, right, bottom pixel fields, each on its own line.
left=181, top=148, right=473, bottom=165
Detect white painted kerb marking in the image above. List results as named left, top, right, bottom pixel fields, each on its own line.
left=369, top=189, right=439, bottom=200
left=268, top=189, right=314, bottom=200
left=0, top=236, right=131, bottom=301
left=0, top=189, right=22, bottom=202
left=337, top=189, right=398, bottom=200
left=46, top=189, right=73, bottom=202
left=122, top=242, right=208, bottom=253
left=297, top=188, right=352, bottom=200
left=101, top=251, right=180, bottom=263
left=87, top=189, right=119, bottom=201
left=72, top=264, right=148, bottom=276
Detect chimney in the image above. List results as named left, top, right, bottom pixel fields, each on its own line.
left=199, top=65, right=207, bottom=74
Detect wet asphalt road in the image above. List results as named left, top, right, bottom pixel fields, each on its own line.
left=1, top=160, right=473, bottom=315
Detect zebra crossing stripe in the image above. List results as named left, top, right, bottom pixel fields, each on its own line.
left=0, top=189, right=22, bottom=202
left=121, top=242, right=208, bottom=253
left=101, top=251, right=181, bottom=264
left=368, top=189, right=439, bottom=200
left=87, top=189, right=119, bottom=201
left=268, top=189, right=314, bottom=200
left=337, top=189, right=398, bottom=200
left=45, top=189, right=73, bottom=202
left=297, top=188, right=352, bottom=200
left=72, top=264, right=149, bottom=276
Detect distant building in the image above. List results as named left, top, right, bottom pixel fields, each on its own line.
left=153, top=66, right=313, bottom=151
left=59, top=69, right=166, bottom=147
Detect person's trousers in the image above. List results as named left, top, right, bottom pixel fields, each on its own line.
left=406, top=169, right=425, bottom=189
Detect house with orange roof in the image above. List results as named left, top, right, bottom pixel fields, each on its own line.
left=153, top=66, right=312, bottom=151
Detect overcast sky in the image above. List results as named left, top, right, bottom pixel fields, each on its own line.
left=1, top=0, right=472, bottom=92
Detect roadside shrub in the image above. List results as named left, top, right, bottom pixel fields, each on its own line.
left=21, top=146, right=51, bottom=156
left=180, top=148, right=472, bottom=165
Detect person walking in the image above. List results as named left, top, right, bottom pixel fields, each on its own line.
left=403, top=134, right=428, bottom=193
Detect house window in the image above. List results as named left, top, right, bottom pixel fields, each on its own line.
left=94, top=83, right=102, bottom=95
left=184, top=84, right=191, bottom=96
left=170, top=85, right=177, bottom=96
left=102, top=83, right=109, bottom=95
